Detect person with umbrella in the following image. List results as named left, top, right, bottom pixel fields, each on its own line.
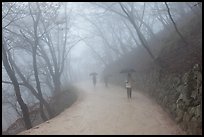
left=120, top=69, right=136, bottom=99
left=89, top=72, right=98, bottom=88
left=104, top=74, right=111, bottom=88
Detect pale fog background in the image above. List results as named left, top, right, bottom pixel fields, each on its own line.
left=2, top=2, right=198, bottom=131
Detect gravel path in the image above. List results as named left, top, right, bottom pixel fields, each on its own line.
left=19, top=82, right=186, bottom=135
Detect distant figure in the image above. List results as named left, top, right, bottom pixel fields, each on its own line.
left=89, top=72, right=98, bottom=88
left=93, top=75, right=97, bottom=88
left=125, top=73, right=134, bottom=99
left=104, top=75, right=110, bottom=88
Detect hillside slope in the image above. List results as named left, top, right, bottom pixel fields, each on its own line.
left=103, top=12, right=202, bottom=135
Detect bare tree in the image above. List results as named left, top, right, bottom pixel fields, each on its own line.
left=94, top=2, right=156, bottom=39
left=165, top=2, right=188, bottom=45
left=3, top=2, right=55, bottom=121
left=83, top=39, right=108, bottom=67
left=2, top=3, right=32, bottom=129
left=25, top=3, right=48, bottom=121
left=2, top=38, right=32, bottom=129
left=118, top=3, right=156, bottom=61
left=39, top=3, right=79, bottom=97
left=153, top=3, right=172, bottom=30
left=2, top=92, right=23, bottom=119
left=84, top=15, right=123, bottom=59
left=12, top=59, right=54, bottom=118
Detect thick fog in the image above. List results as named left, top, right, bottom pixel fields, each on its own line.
left=2, top=2, right=201, bottom=132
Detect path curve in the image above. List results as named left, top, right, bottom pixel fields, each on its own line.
left=19, top=82, right=186, bottom=135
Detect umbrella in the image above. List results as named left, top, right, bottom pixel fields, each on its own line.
left=89, top=72, right=98, bottom=76
left=120, top=68, right=136, bottom=74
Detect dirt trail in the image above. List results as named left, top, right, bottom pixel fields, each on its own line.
left=19, top=82, right=186, bottom=135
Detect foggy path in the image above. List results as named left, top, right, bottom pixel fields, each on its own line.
left=19, top=82, right=186, bottom=135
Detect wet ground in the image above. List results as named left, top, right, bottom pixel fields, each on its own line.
left=19, top=82, right=186, bottom=135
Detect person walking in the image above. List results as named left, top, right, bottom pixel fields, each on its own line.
left=125, top=73, right=134, bottom=99
left=93, top=75, right=97, bottom=88
left=120, top=68, right=136, bottom=99
left=104, top=75, right=111, bottom=88
left=90, top=72, right=97, bottom=88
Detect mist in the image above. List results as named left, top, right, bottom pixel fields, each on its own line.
left=2, top=2, right=202, bottom=135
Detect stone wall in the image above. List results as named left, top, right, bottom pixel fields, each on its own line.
left=133, top=64, right=202, bottom=135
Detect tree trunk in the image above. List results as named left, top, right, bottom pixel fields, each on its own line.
left=119, top=3, right=164, bottom=68
left=2, top=42, right=32, bottom=129
left=165, top=2, right=188, bottom=45
left=24, top=84, right=55, bottom=119
left=32, top=47, right=48, bottom=122
left=54, top=72, right=61, bottom=94
left=39, top=102, right=48, bottom=121
left=25, top=83, right=55, bottom=119
left=31, top=12, right=49, bottom=121
left=6, top=41, right=54, bottom=120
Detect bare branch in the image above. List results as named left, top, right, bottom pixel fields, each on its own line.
left=165, top=2, right=188, bottom=45
left=2, top=3, right=15, bottom=19
left=139, top=3, right=146, bottom=29
left=2, top=80, right=24, bottom=85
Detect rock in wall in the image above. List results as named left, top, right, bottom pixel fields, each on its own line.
left=134, top=64, right=202, bottom=135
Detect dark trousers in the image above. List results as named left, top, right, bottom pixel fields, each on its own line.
left=93, top=80, right=96, bottom=87
left=105, top=82, right=108, bottom=87
left=127, top=88, right=132, bottom=98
